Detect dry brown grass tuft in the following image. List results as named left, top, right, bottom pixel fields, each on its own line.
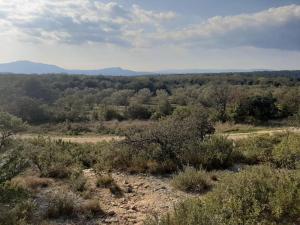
left=46, top=191, right=77, bottom=219
left=96, top=174, right=114, bottom=188
left=78, top=199, right=105, bottom=216
left=10, top=176, right=52, bottom=191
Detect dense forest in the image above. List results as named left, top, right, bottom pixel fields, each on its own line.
left=0, top=71, right=300, bottom=126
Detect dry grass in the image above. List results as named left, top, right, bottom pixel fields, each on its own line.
left=96, top=174, right=114, bottom=188
left=215, top=122, right=256, bottom=134
left=171, top=167, right=212, bottom=193
left=10, top=176, right=52, bottom=191
left=46, top=191, right=77, bottom=219
left=78, top=199, right=104, bottom=216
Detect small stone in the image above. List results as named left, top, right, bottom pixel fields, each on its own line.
left=104, top=217, right=119, bottom=223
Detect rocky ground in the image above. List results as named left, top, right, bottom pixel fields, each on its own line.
left=83, top=169, right=195, bottom=225
left=13, top=169, right=196, bottom=225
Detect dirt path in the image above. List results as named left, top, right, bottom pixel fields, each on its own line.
left=16, top=127, right=300, bottom=144
left=225, top=127, right=300, bottom=140
left=16, top=134, right=124, bottom=143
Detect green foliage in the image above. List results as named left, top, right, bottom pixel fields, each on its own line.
left=272, top=134, right=300, bottom=169
left=171, top=167, right=212, bottom=193
left=0, top=200, right=35, bottom=225
left=70, top=171, right=87, bottom=192
left=0, top=112, right=26, bottom=148
left=28, top=138, right=74, bottom=178
left=127, top=103, right=152, bottom=120
left=233, top=95, right=278, bottom=123
left=120, top=109, right=215, bottom=173
left=0, top=141, right=29, bottom=184
left=0, top=182, right=33, bottom=225
left=102, top=106, right=124, bottom=121
left=237, top=133, right=300, bottom=169
left=148, top=166, right=300, bottom=225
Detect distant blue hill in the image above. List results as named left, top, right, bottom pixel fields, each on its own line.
left=0, top=61, right=149, bottom=76
left=0, top=60, right=275, bottom=76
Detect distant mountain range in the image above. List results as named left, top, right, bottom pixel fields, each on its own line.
left=0, top=60, right=272, bottom=76
left=0, top=61, right=149, bottom=76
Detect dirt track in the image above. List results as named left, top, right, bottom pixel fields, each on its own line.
left=16, top=134, right=124, bottom=143
left=17, top=127, right=300, bottom=144
left=225, top=127, right=300, bottom=140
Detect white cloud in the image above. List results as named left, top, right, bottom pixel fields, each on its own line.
left=0, top=1, right=299, bottom=50
left=0, top=0, right=176, bottom=45
left=152, top=4, right=300, bottom=50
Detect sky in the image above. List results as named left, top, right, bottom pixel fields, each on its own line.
left=0, top=0, right=300, bottom=71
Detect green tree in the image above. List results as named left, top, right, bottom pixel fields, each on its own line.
left=233, top=95, right=278, bottom=123
left=0, top=112, right=26, bottom=148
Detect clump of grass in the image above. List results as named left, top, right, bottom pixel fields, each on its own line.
left=96, top=174, right=114, bottom=188
left=70, top=171, right=87, bottom=192
left=96, top=174, right=123, bottom=197
left=109, top=183, right=123, bottom=197
left=0, top=200, right=36, bottom=225
left=171, top=167, right=212, bottom=193
left=10, top=176, right=52, bottom=191
left=78, top=199, right=105, bottom=218
left=46, top=191, right=77, bottom=219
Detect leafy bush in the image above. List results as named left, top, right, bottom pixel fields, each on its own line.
left=126, top=103, right=152, bottom=120
left=235, top=134, right=281, bottom=164
left=233, top=95, right=278, bottom=124
left=237, top=133, right=300, bottom=169
left=0, top=111, right=26, bottom=148
left=119, top=109, right=215, bottom=173
left=171, top=167, right=212, bottom=193
left=273, top=134, right=300, bottom=169
left=27, top=138, right=78, bottom=178
left=147, top=166, right=300, bottom=225
left=0, top=141, right=29, bottom=184
left=182, top=135, right=235, bottom=170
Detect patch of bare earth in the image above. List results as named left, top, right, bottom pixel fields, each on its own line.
left=15, top=169, right=196, bottom=225
left=83, top=169, right=195, bottom=225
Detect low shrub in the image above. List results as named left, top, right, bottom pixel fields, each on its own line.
left=237, top=133, right=300, bottom=169
left=96, top=174, right=114, bottom=188
left=182, top=135, right=235, bottom=170
left=272, top=134, right=300, bottom=169
left=46, top=191, right=77, bottom=219
left=0, top=200, right=35, bottom=225
left=70, top=171, right=87, bottom=192
left=147, top=165, right=300, bottom=225
left=236, top=134, right=282, bottom=164
left=78, top=199, right=104, bottom=218
left=171, top=167, right=212, bottom=193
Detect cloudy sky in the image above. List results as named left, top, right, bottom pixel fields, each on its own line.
left=0, top=0, right=300, bottom=71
